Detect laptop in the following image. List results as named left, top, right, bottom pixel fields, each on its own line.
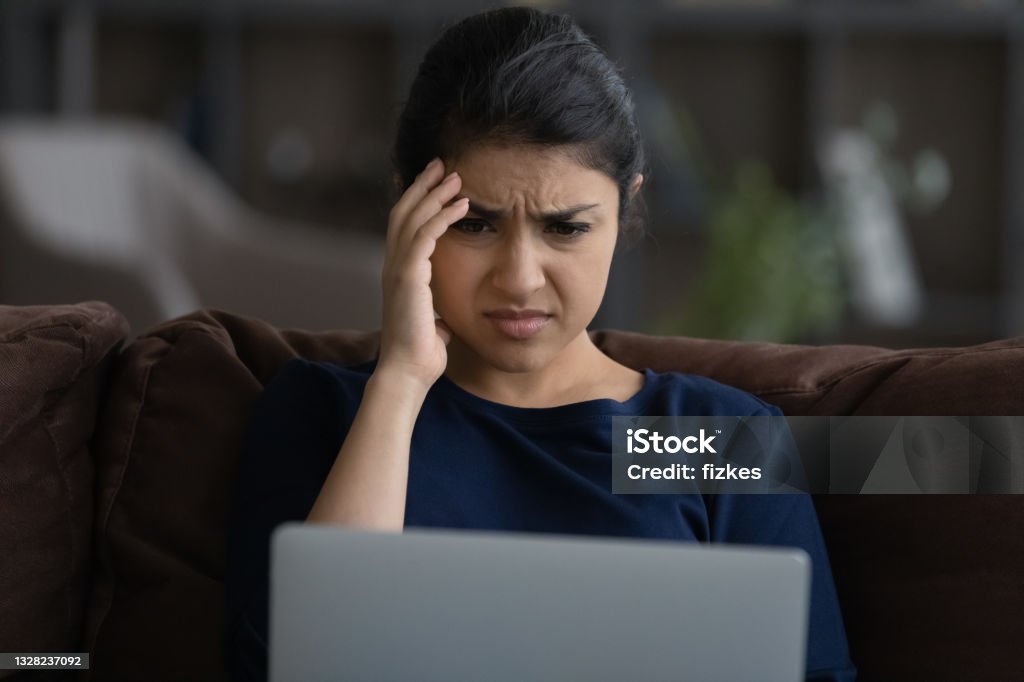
left=270, top=523, right=810, bottom=682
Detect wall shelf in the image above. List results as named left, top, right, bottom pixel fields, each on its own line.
left=2, top=0, right=1021, bottom=345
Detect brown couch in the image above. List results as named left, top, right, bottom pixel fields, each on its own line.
left=2, top=300, right=1023, bottom=681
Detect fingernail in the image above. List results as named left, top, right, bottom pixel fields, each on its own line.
left=426, top=157, right=441, bottom=170
left=443, top=171, right=459, bottom=184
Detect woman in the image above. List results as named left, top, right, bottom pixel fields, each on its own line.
left=225, top=6, right=856, bottom=681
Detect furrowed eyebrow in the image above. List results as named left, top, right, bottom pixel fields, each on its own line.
left=464, top=201, right=600, bottom=222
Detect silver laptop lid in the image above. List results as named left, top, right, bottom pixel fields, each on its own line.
left=270, top=523, right=810, bottom=682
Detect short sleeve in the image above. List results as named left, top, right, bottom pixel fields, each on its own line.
left=705, top=405, right=857, bottom=682
left=223, top=358, right=357, bottom=682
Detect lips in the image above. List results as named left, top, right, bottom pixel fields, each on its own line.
left=484, top=310, right=552, bottom=340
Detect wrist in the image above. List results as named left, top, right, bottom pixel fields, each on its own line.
left=367, top=365, right=434, bottom=403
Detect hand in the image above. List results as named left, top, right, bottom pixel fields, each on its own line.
left=377, top=158, right=469, bottom=390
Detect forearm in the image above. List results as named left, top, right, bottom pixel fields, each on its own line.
left=305, top=368, right=428, bottom=531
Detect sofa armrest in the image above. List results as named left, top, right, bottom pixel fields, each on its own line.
left=0, top=301, right=128, bottom=656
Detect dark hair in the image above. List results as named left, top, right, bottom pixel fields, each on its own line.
left=391, top=6, right=648, bottom=246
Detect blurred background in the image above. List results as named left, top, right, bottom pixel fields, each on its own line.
left=1, top=0, right=1022, bottom=347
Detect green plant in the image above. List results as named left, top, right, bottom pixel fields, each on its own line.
left=655, top=160, right=845, bottom=342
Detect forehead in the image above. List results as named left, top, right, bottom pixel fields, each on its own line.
left=448, top=143, right=618, bottom=208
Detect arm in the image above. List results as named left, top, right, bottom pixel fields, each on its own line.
left=304, top=157, right=468, bottom=531
left=224, top=358, right=429, bottom=680
left=704, top=406, right=857, bottom=681
left=707, top=492, right=856, bottom=681
left=225, top=358, right=348, bottom=682
left=225, top=157, right=466, bottom=680
left=304, top=368, right=428, bottom=531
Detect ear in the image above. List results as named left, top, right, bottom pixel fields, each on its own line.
left=628, top=173, right=644, bottom=199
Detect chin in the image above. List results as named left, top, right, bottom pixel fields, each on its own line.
left=456, top=332, right=555, bottom=374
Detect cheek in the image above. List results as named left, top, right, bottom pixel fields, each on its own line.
left=429, top=243, right=478, bottom=313
left=554, top=258, right=610, bottom=309
left=573, top=239, right=615, bottom=281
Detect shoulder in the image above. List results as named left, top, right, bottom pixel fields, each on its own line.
left=255, top=357, right=378, bottom=419
left=644, top=369, right=782, bottom=417
left=268, top=356, right=377, bottom=392
left=239, top=357, right=379, bottom=466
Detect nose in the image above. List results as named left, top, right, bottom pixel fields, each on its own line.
left=489, top=232, right=546, bottom=299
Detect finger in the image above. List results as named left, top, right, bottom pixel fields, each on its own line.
left=405, top=198, right=469, bottom=261
left=388, top=198, right=467, bottom=283
left=391, top=157, right=443, bottom=223
left=401, top=172, right=464, bottom=250
left=387, top=158, right=445, bottom=247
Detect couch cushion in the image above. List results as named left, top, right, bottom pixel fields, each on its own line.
left=0, top=302, right=127, bottom=658
left=83, top=312, right=1024, bottom=681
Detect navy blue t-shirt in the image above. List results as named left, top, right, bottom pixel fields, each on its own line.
left=224, top=357, right=856, bottom=681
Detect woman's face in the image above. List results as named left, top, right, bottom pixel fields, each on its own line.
left=430, top=143, right=623, bottom=375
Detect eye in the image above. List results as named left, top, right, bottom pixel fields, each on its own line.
left=450, top=219, right=494, bottom=234
left=547, top=222, right=590, bottom=239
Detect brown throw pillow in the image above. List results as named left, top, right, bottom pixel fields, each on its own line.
left=82, top=310, right=379, bottom=681
left=0, top=302, right=127, bottom=661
